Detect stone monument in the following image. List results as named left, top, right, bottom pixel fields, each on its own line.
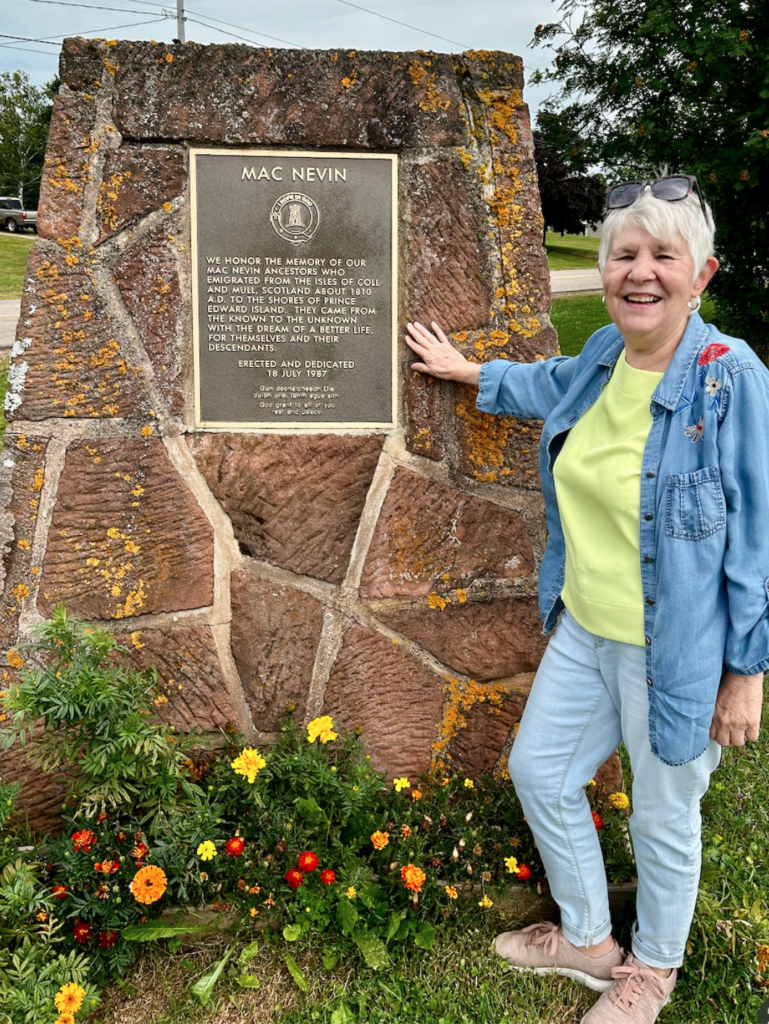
left=0, top=39, right=565, bottom=830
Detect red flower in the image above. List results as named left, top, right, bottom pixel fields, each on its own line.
left=592, top=811, right=604, bottom=830
left=115, top=832, right=127, bottom=843
left=698, top=343, right=730, bottom=366
left=98, top=928, right=119, bottom=949
left=94, top=860, right=120, bottom=874
left=297, top=851, right=318, bottom=873
left=72, top=829, right=96, bottom=852
left=320, top=868, right=336, bottom=885
left=96, top=811, right=110, bottom=823
left=284, top=867, right=304, bottom=890
left=517, top=864, right=532, bottom=881
left=225, top=837, right=245, bottom=857
left=132, top=841, right=149, bottom=865
left=73, top=919, right=93, bottom=944
left=52, top=884, right=69, bottom=899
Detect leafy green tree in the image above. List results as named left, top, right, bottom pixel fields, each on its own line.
left=534, top=108, right=605, bottom=242
left=0, top=70, right=57, bottom=208
left=532, top=0, right=769, bottom=360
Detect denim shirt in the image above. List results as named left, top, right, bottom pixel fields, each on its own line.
left=476, top=313, right=769, bottom=765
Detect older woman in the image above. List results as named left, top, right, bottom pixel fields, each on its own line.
left=405, top=177, right=769, bottom=1024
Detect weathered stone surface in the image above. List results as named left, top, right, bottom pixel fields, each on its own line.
left=39, top=438, right=214, bottom=620
left=230, top=572, right=325, bottom=732
left=360, top=468, right=534, bottom=599
left=449, top=680, right=530, bottom=776
left=595, top=751, right=624, bottom=796
left=1, top=737, right=67, bottom=834
left=113, top=222, right=185, bottom=414
left=455, top=383, right=542, bottom=489
left=98, top=144, right=187, bottom=241
left=376, top=597, right=546, bottom=680
left=0, top=435, right=49, bottom=665
left=104, top=41, right=466, bottom=148
left=401, top=154, right=491, bottom=330
left=36, top=89, right=99, bottom=240
left=404, top=368, right=444, bottom=461
left=59, top=35, right=115, bottom=92
left=188, top=434, right=383, bottom=584
left=323, top=624, right=446, bottom=779
left=116, top=625, right=234, bottom=732
left=461, top=50, right=525, bottom=91
left=8, top=244, right=151, bottom=422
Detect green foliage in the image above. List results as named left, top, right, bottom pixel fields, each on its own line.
left=0, top=605, right=204, bottom=829
left=532, top=0, right=769, bottom=360
left=535, top=110, right=606, bottom=239
left=0, top=70, right=57, bottom=208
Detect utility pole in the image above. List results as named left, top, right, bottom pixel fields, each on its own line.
left=176, top=0, right=186, bottom=43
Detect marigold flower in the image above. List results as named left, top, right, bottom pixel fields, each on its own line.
left=592, top=811, right=604, bottom=830
left=400, top=824, right=412, bottom=839
left=410, top=789, right=423, bottom=801
left=393, top=777, right=410, bottom=792
left=320, top=868, right=336, bottom=885
left=72, top=829, right=97, bottom=852
left=231, top=746, right=267, bottom=783
left=517, top=863, right=532, bottom=881
left=225, top=837, right=245, bottom=857
left=478, top=894, right=493, bottom=908
left=52, top=884, right=69, bottom=899
left=96, top=811, right=110, bottom=823
left=504, top=855, right=519, bottom=874
left=95, top=882, right=111, bottom=899
left=464, top=778, right=474, bottom=789
left=249, top=884, right=261, bottom=894
left=132, top=841, right=149, bottom=864
left=297, top=850, right=319, bottom=873
left=73, top=918, right=93, bottom=943
left=250, top=907, right=258, bottom=917
left=371, top=830, right=390, bottom=850
left=130, top=865, right=167, bottom=904
left=401, top=863, right=426, bottom=894
left=306, top=715, right=338, bottom=744
left=608, top=791, right=630, bottom=810
left=94, top=859, right=119, bottom=874
left=445, top=885, right=458, bottom=899
left=55, top=1014, right=76, bottom=1024
left=285, top=867, right=304, bottom=890
left=345, top=886, right=357, bottom=899
left=197, top=840, right=217, bottom=861
left=99, top=928, right=119, bottom=948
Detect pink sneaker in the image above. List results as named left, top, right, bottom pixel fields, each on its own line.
left=580, top=953, right=677, bottom=1023
left=494, top=921, right=624, bottom=993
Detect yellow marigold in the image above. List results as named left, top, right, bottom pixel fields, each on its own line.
left=478, top=894, right=493, bottom=908
left=231, top=747, right=267, bottom=783
left=54, top=983, right=85, bottom=1014
left=346, top=886, right=357, bottom=899
left=393, top=777, right=410, bottom=792
left=130, top=864, right=167, bottom=904
left=306, top=715, right=338, bottom=744
left=464, top=778, right=474, bottom=789
left=197, top=840, right=217, bottom=861
left=401, top=863, right=426, bottom=894
left=608, top=791, right=630, bottom=810
left=55, top=1014, right=76, bottom=1024
left=371, top=830, right=389, bottom=850
left=504, top=855, right=519, bottom=874
left=445, top=885, right=458, bottom=899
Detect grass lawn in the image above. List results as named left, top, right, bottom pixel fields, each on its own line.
left=0, top=232, right=35, bottom=299
left=85, top=689, right=769, bottom=1024
left=545, top=232, right=600, bottom=271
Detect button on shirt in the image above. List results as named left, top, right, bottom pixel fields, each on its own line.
left=475, top=313, right=769, bottom=765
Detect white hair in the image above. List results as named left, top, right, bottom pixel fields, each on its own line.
left=598, top=188, right=716, bottom=280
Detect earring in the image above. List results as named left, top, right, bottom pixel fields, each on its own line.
left=688, top=296, right=701, bottom=312
left=601, top=295, right=606, bottom=306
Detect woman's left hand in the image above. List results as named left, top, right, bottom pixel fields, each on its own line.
left=709, top=671, right=765, bottom=746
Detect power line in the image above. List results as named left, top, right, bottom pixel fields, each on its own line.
left=331, top=0, right=469, bottom=50
left=186, top=5, right=304, bottom=46
left=19, top=0, right=166, bottom=14
left=0, top=17, right=169, bottom=51
left=184, top=15, right=305, bottom=49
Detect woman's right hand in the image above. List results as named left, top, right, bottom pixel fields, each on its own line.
left=405, top=321, right=481, bottom=387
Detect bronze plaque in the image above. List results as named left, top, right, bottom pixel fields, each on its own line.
left=191, top=149, right=397, bottom=429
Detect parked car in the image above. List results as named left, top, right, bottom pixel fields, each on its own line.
left=0, top=197, right=37, bottom=233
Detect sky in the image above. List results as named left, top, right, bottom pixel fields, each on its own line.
left=0, top=0, right=561, bottom=118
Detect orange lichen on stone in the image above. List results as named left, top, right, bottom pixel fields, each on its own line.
left=456, top=389, right=514, bottom=483
left=408, top=58, right=451, bottom=113
left=99, top=170, right=133, bottom=232
left=431, top=675, right=508, bottom=775
left=427, top=592, right=448, bottom=610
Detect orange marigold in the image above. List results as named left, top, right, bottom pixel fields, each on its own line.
left=371, top=830, right=389, bottom=850
left=130, top=864, right=167, bottom=904
left=401, top=863, right=426, bottom=894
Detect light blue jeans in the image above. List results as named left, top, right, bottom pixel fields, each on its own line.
left=508, top=610, right=721, bottom=969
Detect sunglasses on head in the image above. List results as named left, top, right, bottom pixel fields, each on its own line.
left=605, top=175, right=708, bottom=220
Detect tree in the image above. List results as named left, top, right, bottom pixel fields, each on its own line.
left=0, top=70, right=57, bottom=208
left=533, top=108, right=606, bottom=242
left=531, top=0, right=769, bottom=360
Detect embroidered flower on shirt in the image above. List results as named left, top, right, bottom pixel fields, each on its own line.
left=684, top=418, right=705, bottom=442
left=704, top=375, right=724, bottom=410
left=674, top=389, right=699, bottom=416
left=698, top=342, right=730, bottom=366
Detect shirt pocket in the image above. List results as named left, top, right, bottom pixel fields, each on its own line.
left=664, top=466, right=725, bottom=540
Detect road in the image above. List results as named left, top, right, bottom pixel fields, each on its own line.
left=0, top=269, right=603, bottom=351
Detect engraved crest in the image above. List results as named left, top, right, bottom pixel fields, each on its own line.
left=270, top=192, right=320, bottom=246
